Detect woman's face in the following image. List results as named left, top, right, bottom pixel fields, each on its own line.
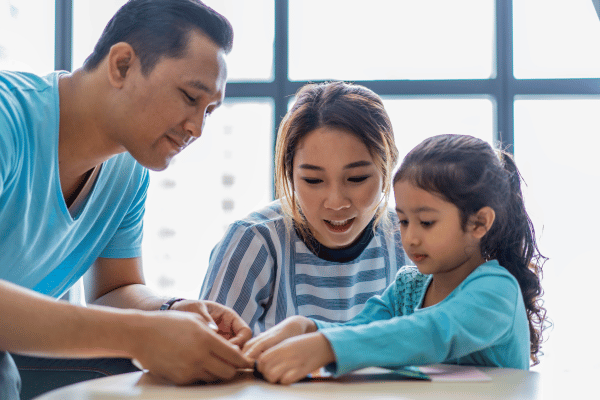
left=292, top=126, right=383, bottom=249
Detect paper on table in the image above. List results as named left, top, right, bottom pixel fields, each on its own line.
left=403, top=364, right=491, bottom=382
left=307, top=363, right=490, bottom=382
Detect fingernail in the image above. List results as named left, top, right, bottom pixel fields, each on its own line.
left=208, top=322, right=218, bottom=331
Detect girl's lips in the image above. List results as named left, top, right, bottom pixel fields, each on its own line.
left=324, top=218, right=355, bottom=233
left=412, top=254, right=427, bottom=262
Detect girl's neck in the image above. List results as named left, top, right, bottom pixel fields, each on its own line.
left=423, top=255, right=486, bottom=308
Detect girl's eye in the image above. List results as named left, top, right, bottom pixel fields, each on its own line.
left=348, top=175, right=370, bottom=183
left=303, top=178, right=323, bottom=185
left=398, top=219, right=408, bottom=226
left=421, top=221, right=435, bottom=227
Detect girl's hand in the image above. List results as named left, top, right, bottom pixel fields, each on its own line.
left=255, top=332, right=335, bottom=384
left=243, top=315, right=316, bottom=360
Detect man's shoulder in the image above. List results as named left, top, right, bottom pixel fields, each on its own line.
left=0, top=71, right=58, bottom=95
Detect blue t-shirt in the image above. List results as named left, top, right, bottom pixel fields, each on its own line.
left=315, top=260, right=531, bottom=374
left=0, top=70, right=148, bottom=298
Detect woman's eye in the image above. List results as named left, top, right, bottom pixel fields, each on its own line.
left=303, top=178, right=323, bottom=185
left=398, top=219, right=408, bottom=226
left=348, top=175, right=370, bottom=183
left=421, top=221, right=435, bottom=227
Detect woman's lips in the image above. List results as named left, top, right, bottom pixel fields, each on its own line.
left=324, top=217, right=355, bottom=233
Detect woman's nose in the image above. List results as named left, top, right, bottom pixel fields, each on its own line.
left=324, top=186, right=351, bottom=210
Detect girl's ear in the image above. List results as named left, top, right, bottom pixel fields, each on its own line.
left=470, top=206, right=495, bottom=239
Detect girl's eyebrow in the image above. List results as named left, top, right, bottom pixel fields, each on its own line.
left=298, top=160, right=373, bottom=171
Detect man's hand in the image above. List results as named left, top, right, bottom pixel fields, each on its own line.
left=243, top=315, right=316, bottom=360
left=131, top=310, right=253, bottom=384
left=170, top=300, right=252, bottom=348
left=254, top=332, right=335, bottom=384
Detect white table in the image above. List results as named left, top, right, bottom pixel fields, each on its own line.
left=34, top=366, right=545, bottom=400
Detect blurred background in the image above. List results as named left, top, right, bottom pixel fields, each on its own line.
left=2, top=0, right=599, bottom=396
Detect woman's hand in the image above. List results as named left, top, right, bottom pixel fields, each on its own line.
left=243, top=315, right=317, bottom=360
left=255, top=332, right=335, bottom=384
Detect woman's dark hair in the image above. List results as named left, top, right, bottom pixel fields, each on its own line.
left=83, top=0, right=233, bottom=75
left=394, top=134, right=548, bottom=365
left=275, top=81, right=399, bottom=243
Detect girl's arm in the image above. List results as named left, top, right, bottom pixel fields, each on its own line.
left=256, top=271, right=521, bottom=382
left=200, top=223, right=275, bottom=334
left=322, top=273, right=521, bottom=375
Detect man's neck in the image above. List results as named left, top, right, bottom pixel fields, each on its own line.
left=57, top=68, right=121, bottom=200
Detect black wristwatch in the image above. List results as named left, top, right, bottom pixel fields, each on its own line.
left=159, top=297, right=185, bottom=311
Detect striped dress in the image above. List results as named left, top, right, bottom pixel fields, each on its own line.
left=200, top=200, right=408, bottom=334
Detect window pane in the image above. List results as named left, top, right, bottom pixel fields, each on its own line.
left=513, top=0, right=600, bottom=79
left=383, top=97, right=495, bottom=162
left=205, top=0, right=274, bottom=82
left=514, top=97, right=600, bottom=389
left=142, top=100, right=274, bottom=299
left=72, top=0, right=127, bottom=70
left=289, top=0, right=495, bottom=81
left=0, top=0, right=54, bottom=74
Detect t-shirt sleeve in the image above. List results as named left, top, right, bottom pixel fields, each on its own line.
left=0, top=89, right=19, bottom=195
left=98, top=167, right=148, bottom=258
left=200, top=222, right=275, bottom=334
left=320, top=273, right=519, bottom=375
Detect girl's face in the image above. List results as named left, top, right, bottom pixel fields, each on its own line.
left=394, top=180, right=485, bottom=279
left=292, top=126, right=383, bottom=249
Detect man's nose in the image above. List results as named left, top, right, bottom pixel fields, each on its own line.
left=183, top=109, right=207, bottom=139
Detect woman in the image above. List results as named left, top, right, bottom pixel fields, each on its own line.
left=200, top=81, right=408, bottom=334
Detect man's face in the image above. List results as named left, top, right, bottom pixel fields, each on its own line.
left=114, top=30, right=227, bottom=171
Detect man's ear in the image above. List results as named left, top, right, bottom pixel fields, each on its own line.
left=107, top=42, right=137, bottom=88
left=469, top=206, right=495, bottom=239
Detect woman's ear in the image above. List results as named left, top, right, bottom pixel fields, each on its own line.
left=107, top=42, right=137, bottom=88
left=470, top=206, right=495, bottom=239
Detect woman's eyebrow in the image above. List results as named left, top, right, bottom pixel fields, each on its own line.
left=344, top=161, right=372, bottom=169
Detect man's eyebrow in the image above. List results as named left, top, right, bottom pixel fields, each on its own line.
left=298, top=161, right=373, bottom=171
left=188, top=80, right=212, bottom=93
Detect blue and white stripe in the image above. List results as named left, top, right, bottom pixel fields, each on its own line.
left=200, top=200, right=407, bottom=334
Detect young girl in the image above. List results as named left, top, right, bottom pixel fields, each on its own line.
left=200, top=81, right=408, bottom=334
left=243, top=134, right=547, bottom=384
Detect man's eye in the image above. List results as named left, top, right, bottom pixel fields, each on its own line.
left=303, top=178, right=323, bottom=184
left=348, top=175, right=370, bottom=183
left=181, top=89, right=197, bottom=104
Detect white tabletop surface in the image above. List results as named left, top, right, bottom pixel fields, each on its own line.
left=34, top=366, right=547, bottom=400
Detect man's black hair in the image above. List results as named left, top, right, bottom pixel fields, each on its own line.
left=83, top=0, right=233, bottom=74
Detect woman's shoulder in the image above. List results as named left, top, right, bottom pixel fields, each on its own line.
left=223, top=200, right=291, bottom=241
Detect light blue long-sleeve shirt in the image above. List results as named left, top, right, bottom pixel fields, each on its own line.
left=314, top=260, right=530, bottom=375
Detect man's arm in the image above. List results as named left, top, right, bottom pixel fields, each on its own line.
left=85, top=257, right=253, bottom=347
left=83, top=257, right=164, bottom=310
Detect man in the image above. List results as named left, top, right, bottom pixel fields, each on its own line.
left=0, top=1, right=253, bottom=398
